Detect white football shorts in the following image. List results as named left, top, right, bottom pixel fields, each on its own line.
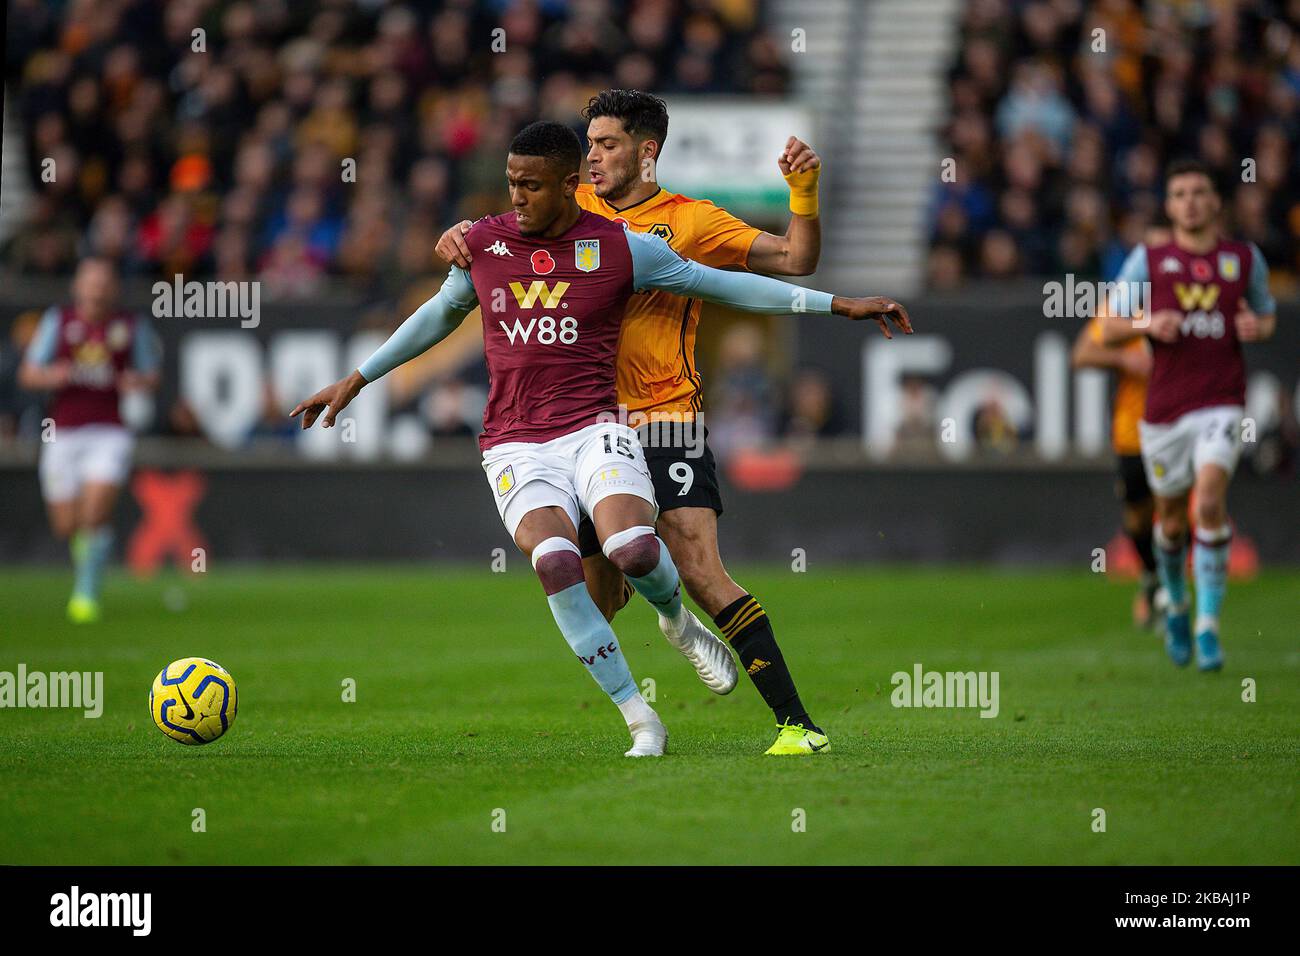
left=1138, top=404, right=1244, bottom=498
left=481, top=421, right=657, bottom=539
left=38, top=423, right=135, bottom=503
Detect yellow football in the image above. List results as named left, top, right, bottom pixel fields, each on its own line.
left=149, top=658, right=238, bottom=745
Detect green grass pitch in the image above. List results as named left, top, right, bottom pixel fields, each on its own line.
left=0, top=565, right=1296, bottom=865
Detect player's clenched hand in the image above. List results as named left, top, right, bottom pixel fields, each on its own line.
left=1147, top=309, right=1182, bottom=343
left=779, top=136, right=821, bottom=176
left=290, top=370, right=367, bottom=429
left=1235, top=305, right=1262, bottom=342
left=435, top=220, right=475, bottom=268
left=832, top=296, right=912, bottom=339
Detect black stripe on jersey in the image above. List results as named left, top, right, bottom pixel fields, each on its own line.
left=678, top=297, right=704, bottom=413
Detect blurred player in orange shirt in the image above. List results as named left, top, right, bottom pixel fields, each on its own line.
left=1072, top=313, right=1160, bottom=627
left=439, top=90, right=833, bottom=754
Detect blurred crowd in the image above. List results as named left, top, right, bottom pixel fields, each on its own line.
left=928, top=0, right=1300, bottom=286
left=3, top=0, right=788, bottom=290
left=1, top=0, right=828, bottom=450
left=1, top=0, right=797, bottom=447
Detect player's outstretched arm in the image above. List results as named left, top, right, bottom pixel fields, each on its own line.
left=1097, top=244, right=1153, bottom=346
left=627, top=229, right=910, bottom=337
left=290, top=267, right=478, bottom=429
left=1098, top=312, right=1147, bottom=346
left=744, top=135, right=822, bottom=276
left=1073, top=319, right=1151, bottom=377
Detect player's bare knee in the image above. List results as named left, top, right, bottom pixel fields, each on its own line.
left=1158, top=512, right=1189, bottom=542
left=602, top=526, right=660, bottom=578
left=531, top=538, right=584, bottom=595
left=1195, top=497, right=1227, bottom=529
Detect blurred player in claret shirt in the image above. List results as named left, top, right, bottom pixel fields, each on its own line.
left=18, top=258, right=161, bottom=623
left=437, top=91, right=833, bottom=756
left=293, top=121, right=909, bottom=756
left=1100, top=161, right=1277, bottom=671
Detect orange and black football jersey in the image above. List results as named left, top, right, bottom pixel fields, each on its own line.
left=575, top=183, right=763, bottom=419
left=1086, top=315, right=1147, bottom=456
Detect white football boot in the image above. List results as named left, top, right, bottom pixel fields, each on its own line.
left=625, top=718, right=668, bottom=757
left=660, top=609, right=738, bottom=695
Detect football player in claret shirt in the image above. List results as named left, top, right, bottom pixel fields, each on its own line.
left=292, top=121, right=910, bottom=756
left=437, top=91, right=832, bottom=756
left=18, top=257, right=161, bottom=623
left=1100, top=160, right=1276, bottom=671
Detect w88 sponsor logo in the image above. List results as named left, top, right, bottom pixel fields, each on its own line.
left=1180, top=310, right=1226, bottom=339
left=498, top=315, right=579, bottom=345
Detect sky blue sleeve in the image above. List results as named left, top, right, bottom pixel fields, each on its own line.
left=625, top=229, right=834, bottom=315
left=357, top=267, right=478, bottom=382
left=131, top=316, right=161, bottom=373
left=24, top=308, right=61, bottom=365
left=1245, top=243, right=1276, bottom=314
left=1107, top=244, right=1148, bottom=315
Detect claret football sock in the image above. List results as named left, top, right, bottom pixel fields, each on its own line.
left=714, top=594, right=819, bottom=733
left=1153, top=524, right=1188, bottom=609
left=73, top=526, right=113, bottom=601
left=1193, top=524, right=1231, bottom=632
left=603, top=527, right=684, bottom=622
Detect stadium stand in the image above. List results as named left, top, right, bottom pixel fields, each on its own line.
left=2, top=0, right=787, bottom=287
left=929, top=0, right=1300, bottom=286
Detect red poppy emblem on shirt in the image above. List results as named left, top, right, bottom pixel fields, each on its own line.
left=531, top=249, right=555, bottom=275
left=1190, top=258, right=1213, bottom=281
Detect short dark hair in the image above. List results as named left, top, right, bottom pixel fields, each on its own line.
left=1165, top=158, right=1218, bottom=193
left=509, top=121, right=583, bottom=175
left=582, top=89, right=669, bottom=154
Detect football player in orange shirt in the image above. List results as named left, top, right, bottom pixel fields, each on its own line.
left=438, top=91, right=831, bottom=754
left=1071, top=315, right=1160, bottom=627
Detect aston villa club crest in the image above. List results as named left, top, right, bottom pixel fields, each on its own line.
left=574, top=239, right=600, bottom=272
left=530, top=249, right=555, bottom=275
left=496, top=465, right=515, bottom=496
left=107, top=320, right=131, bottom=351
left=1218, top=251, right=1240, bottom=282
